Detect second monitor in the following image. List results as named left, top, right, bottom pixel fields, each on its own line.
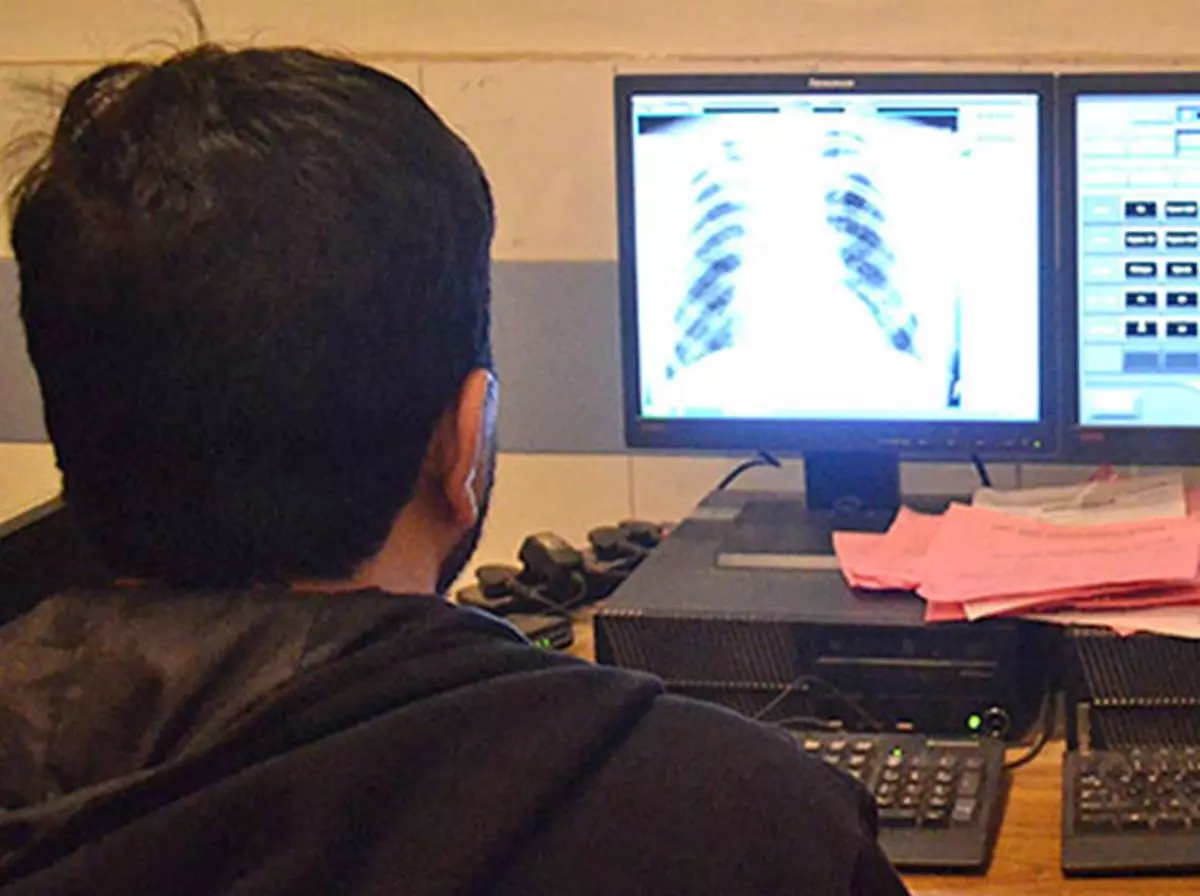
left=1063, top=74, right=1200, bottom=464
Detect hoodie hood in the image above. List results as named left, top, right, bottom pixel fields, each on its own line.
left=0, top=589, right=661, bottom=893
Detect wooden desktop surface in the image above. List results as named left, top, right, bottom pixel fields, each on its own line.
left=570, top=618, right=1193, bottom=896
left=0, top=443, right=61, bottom=537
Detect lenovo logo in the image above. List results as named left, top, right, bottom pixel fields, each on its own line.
left=808, top=77, right=856, bottom=89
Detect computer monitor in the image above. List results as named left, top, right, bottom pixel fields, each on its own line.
left=1061, top=74, right=1200, bottom=463
left=614, top=73, right=1058, bottom=510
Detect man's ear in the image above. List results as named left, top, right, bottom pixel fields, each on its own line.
left=431, top=368, right=497, bottom=527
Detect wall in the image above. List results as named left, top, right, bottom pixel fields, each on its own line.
left=1, top=0, right=1192, bottom=574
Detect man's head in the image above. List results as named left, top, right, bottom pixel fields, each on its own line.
left=9, top=45, right=497, bottom=591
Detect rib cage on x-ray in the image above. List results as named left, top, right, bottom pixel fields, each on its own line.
left=664, top=122, right=962, bottom=409
left=822, top=128, right=919, bottom=356
left=667, top=140, right=747, bottom=380
left=822, top=126, right=962, bottom=408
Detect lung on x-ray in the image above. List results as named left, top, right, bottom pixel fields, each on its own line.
left=633, top=109, right=969, bottom=419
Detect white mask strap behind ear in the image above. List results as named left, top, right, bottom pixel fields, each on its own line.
left=465, top=371, right=499, bottom=510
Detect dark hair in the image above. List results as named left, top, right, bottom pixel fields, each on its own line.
left=9, top=45, right=494, bottom=586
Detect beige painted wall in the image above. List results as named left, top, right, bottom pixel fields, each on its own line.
left=1, top=0, right=1186, bottom=575
left=4, top=1, right=1200, bottom=64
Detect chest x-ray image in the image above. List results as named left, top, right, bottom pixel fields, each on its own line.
left=631, top=100, right=1037, bottom=423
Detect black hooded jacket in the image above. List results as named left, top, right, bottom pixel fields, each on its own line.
left=0, top=589, right=910, bottom=894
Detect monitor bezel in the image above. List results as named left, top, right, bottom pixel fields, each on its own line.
left=614, top=72, right=1061, bottom=460
left=1059, top=73, right=1200, bottom=464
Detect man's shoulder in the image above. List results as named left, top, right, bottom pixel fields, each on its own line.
left=475, top=658, right=874, bottom=832
left=621, top=693, right=876, bottom=825
left=493, top=688, right=907, bottom=895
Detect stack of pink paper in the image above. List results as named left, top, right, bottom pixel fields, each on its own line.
left=833, top=502, right=1200, bottom=639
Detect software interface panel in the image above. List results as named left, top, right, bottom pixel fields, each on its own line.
left=1077, top=95, right=1200, bottom=428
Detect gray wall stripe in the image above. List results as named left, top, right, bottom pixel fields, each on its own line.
left=0, top=258, right=627, bottom=452
left=492, top=260, right=625, bottom=453
left=0, top=261, right=45, bottom=442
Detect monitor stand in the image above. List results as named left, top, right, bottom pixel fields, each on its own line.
left=715, top=451, right=957, bottom=571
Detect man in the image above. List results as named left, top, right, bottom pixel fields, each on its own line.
left=0, top=45, right=909, bottom=894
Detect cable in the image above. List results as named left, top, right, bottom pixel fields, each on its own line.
left=716, top=450, right=782, bottom=491
left=752, top=674, right=820, bottom=722
left=771, top=716, right=846, bottom=733
left=971, top=454, right=993, bottom=488
left=509, top=578, right=583, bottom=621
left=1004, top=689, right=1055, bottom=771
left=543, top=571, right=590, bottom=611
left=752, top=672, right=884, bottom=732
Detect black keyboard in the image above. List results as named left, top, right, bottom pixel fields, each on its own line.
left=1064, top=747, right=1200, bottom=875
left=790, top=730, right=1007, bottom=872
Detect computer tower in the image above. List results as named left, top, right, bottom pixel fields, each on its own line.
left=594, top=490, right=1055, bottom=742
left=1064, top=626, right=1200, bottom=751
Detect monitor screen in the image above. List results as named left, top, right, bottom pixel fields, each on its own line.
left=615, top=74, right=1058, bottom=460
left=1064, top=75, right=1200, bottom=461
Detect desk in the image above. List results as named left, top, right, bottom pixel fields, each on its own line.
left=570, top=616, right=1193, bottom=896
left=0, top=442, right=61, bottom=536
left=904, top=744, right=1152, bottom=896
left=0, top=445, right=108, bottom=624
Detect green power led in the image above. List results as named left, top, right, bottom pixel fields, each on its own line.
left=967, top=714, right=983, bottom=733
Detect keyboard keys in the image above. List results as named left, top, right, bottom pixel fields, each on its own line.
left=1076, top=811, right=1114, bottom=834
left=789, top=732, right=1001, bottom=842
left=1064, top=749, right=1200, bottom=874
left=958, top=771, right=982, bottom=798
left=952, top=798, right=978, bottom=825
left=923, top=808, right=950, bottom=827
left=1071, top=749, right=1200, bottom=835
left=787, top=731, right=1005, bottom=871
left=879, top=807, right=919, bottom=828
left=1157, top=814, right=1188, bottom=832
left=1118, top=811, right=1152, bottom=831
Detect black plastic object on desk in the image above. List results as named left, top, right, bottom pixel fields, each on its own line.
left=455, top=522, right=666, bottom=620
left=1062, top=627, right=1200, bottom=876
left=1063, top=747, right=1200, bottom=876
left=790, top=729, right=1007, bottom=873
left=596, top=489, right=1054, bottom=744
